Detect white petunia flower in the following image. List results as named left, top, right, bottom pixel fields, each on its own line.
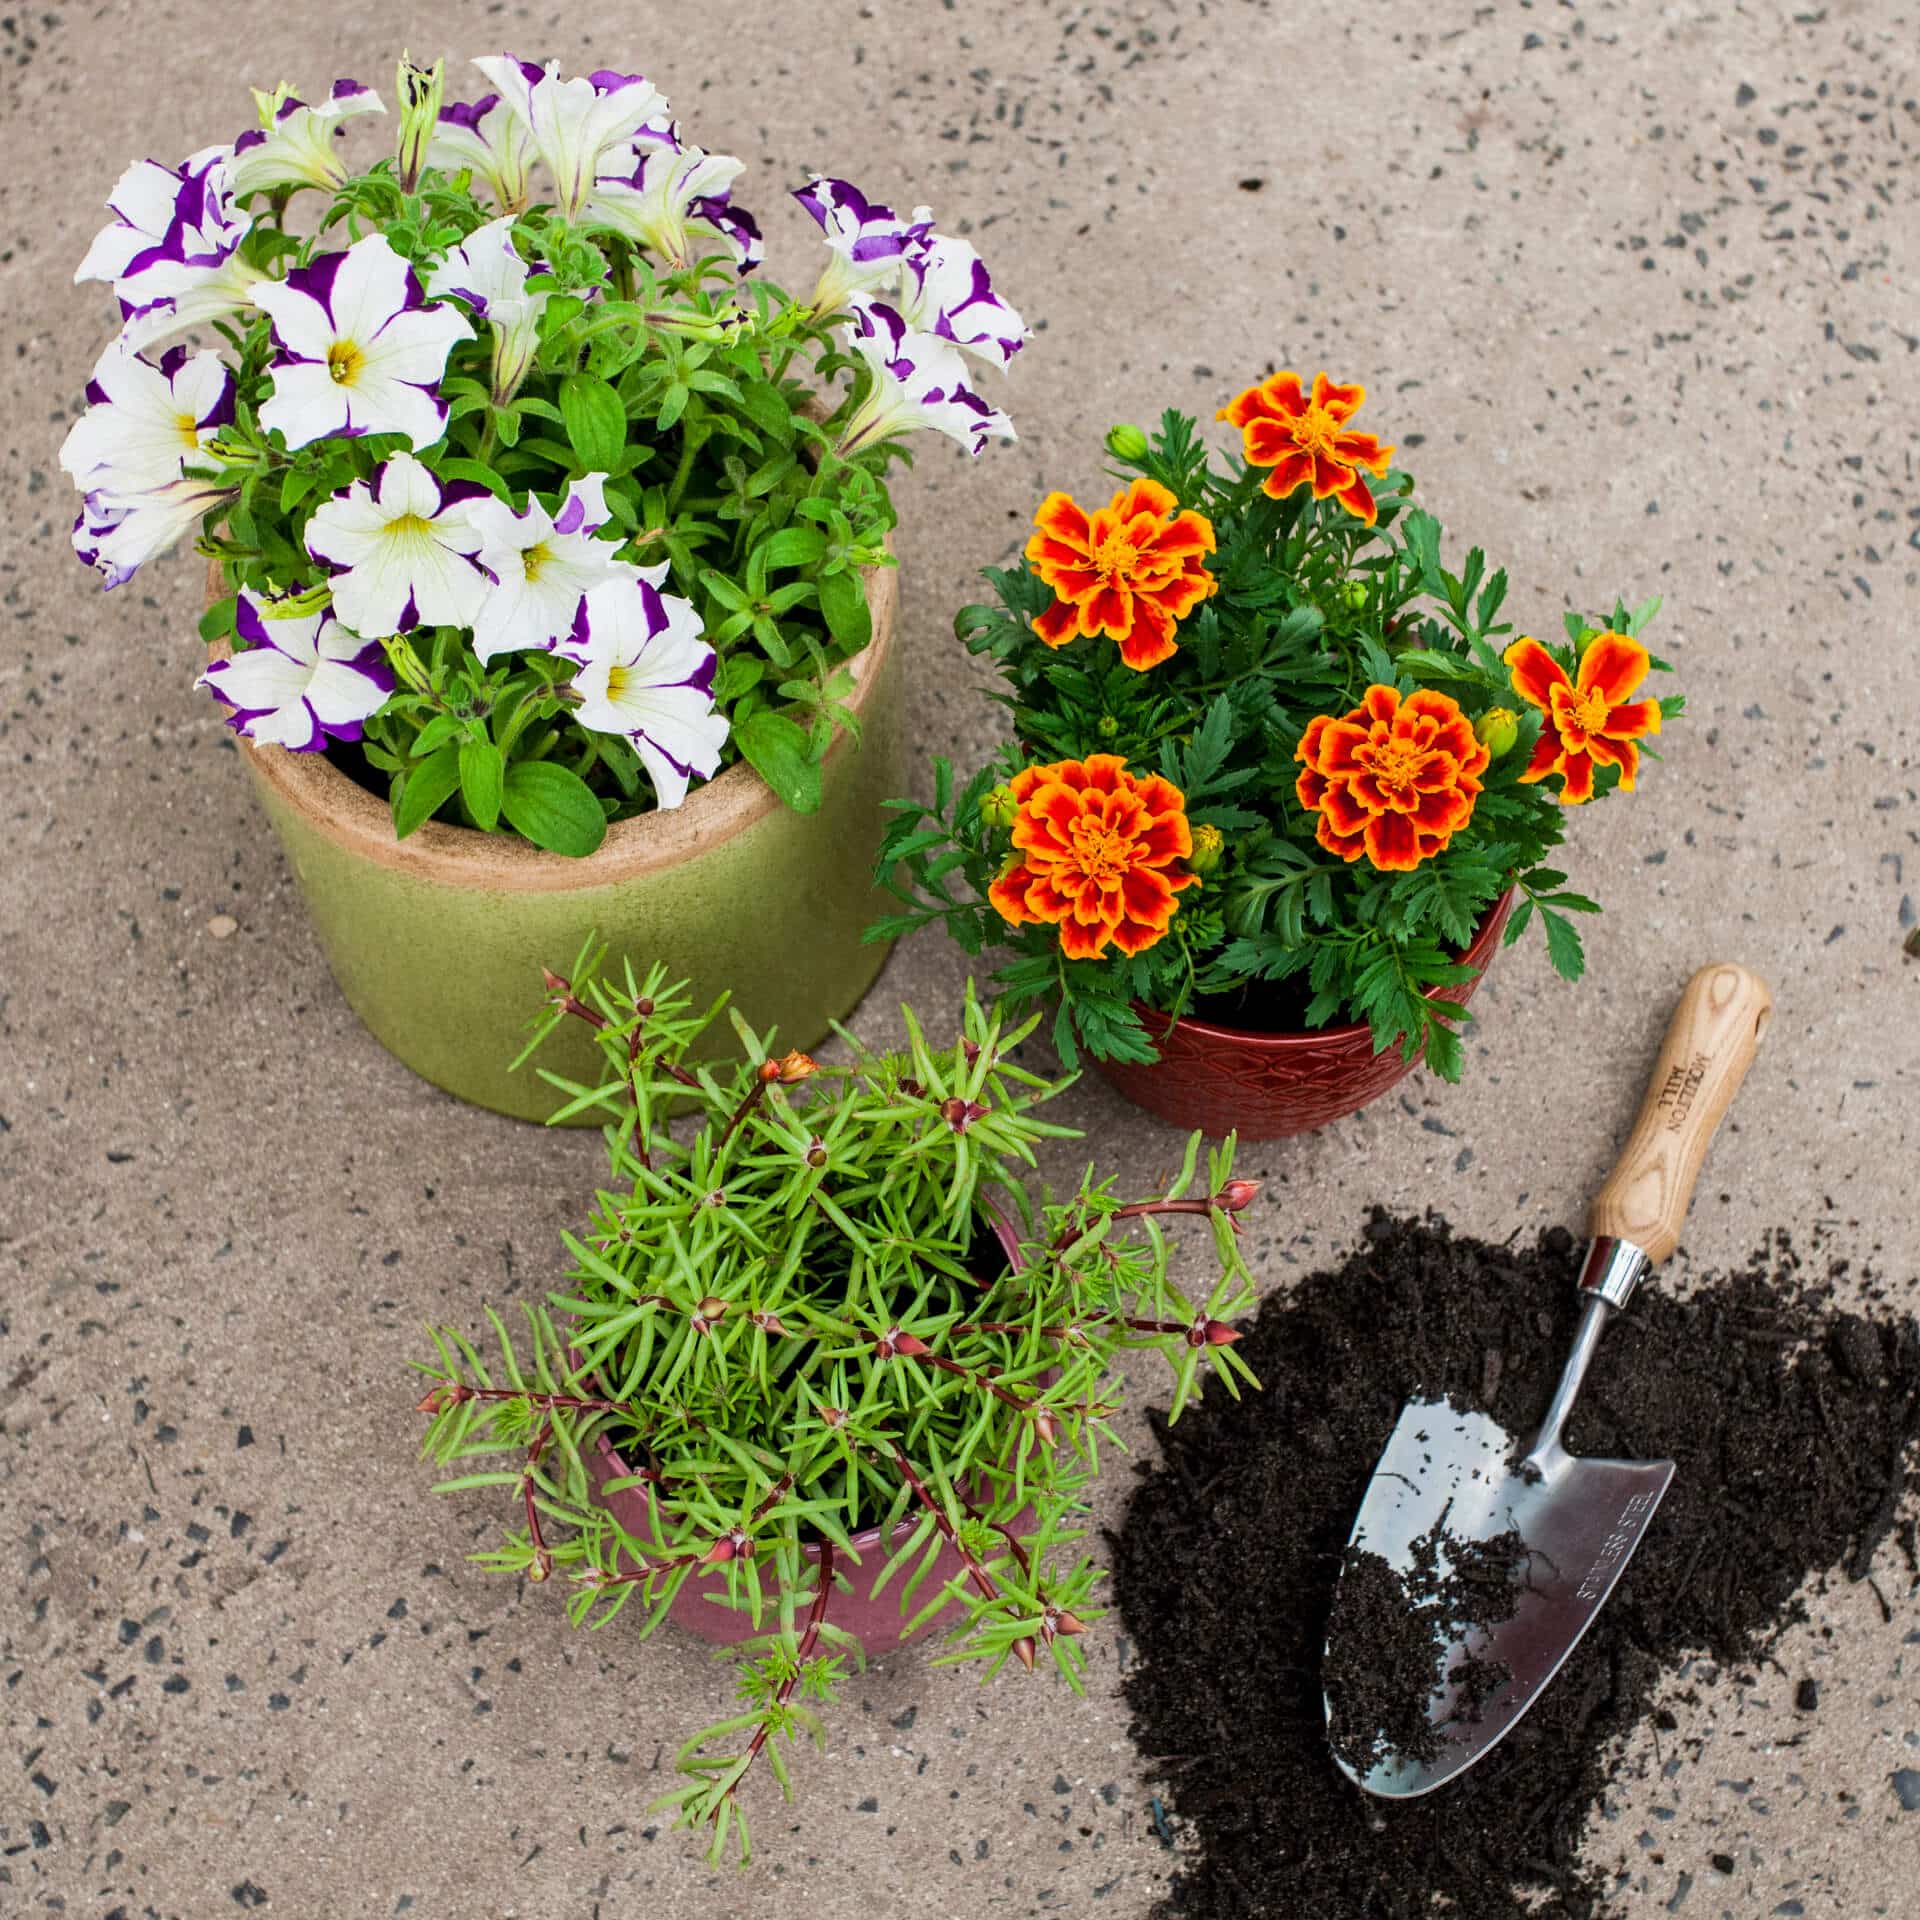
left=75, top=147, right=266, bottom=352
left=467, top=473, right=639, bottom=663
left=229, top=80, right=386, bottom=197
left=791, top=176, right=930, bottom=314
left=72, top=473, right=239, bottom=590
left=424, top=216, right=544, bottom=404
left=254, top=233, right=472, bottom=451
left=584, top=135, right=760, bottom=272
left=197, top=588, right=394, bottom=750
left=60, top=342, right=235, bottom=494
left=471, top=56, right=667, bottom=220
left=568, top=570, right=727, bottom=810
left=304, top=452, right=487, bottom=636
left=427, top=93, right=535, bottom=211
left=836, top=299, right=1014, bottom=458
left=897, top=232, right=1026, bottom=370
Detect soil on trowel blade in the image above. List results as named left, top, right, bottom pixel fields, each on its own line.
left=1111, top=1211, right=1920, bottom=1920
left=1322, top=1516, right=1528, bottom=1777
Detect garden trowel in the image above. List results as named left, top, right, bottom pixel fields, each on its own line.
left=1326, top=962, right=1773, bottom=1798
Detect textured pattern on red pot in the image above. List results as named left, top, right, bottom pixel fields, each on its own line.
left=1089, top=888, right=1515, bottom=1140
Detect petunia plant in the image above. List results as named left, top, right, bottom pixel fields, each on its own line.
left=410, top=946, right=1258, bottom=1862
left=872, top=375, right=1684, bottom=1076
left=61, top=53, right=1025, bottom=854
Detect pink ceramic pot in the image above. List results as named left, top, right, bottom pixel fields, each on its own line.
left=576, top=1202, right=1030, bottom=1654
left=580, top=1437, right=969, bottom=1654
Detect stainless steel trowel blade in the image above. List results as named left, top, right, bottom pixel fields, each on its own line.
left=1328, top=1397, right=1675, bottom=1798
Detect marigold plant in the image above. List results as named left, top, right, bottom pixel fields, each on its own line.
left=872, top=378, right=1685, bottom=1077
left=410, top=946, right=1257, bottom=1863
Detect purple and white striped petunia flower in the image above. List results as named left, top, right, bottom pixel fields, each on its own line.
left=568, top=568, right=727, bottom=810
left=254, top=234, right=473, bottom=451
left=60, top=342, right=235, bottom=494
left=304, top=452, right=488, bottom=636
left=229, top=80, right=386, bottom=197
left=424, top=216, right=545, bottom=405
left=197, top=589, right=394, bottom=750
left=585, top=135, right=761, bottom=273
left=897, top=232, right=1026, bottom=370
left=428, top=93, right=535, bottom=211
left=75, top=147, right=265, bottom=351
left=72, top=472, right=239, bottom=591
left=837, top=299, right=1014, bottom=458
left=470, top=57, right=667, bottom=220
left=792, top=177, right=931, bottom=314
left=467, top=473, right=640, bottom=663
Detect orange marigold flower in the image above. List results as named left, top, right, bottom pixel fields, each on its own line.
left=987, top=753, right=1198, bottom=959
left=1293, top=684, right=1491, bottom=872
left=1025, top=477, right=1217, bottom=671
left=1218, top=371, right=1395, bottom=526
left=1505, top=631, right=1662, bottom=805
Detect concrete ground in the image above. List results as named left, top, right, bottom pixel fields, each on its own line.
left=4, top=0, right=1916, bottom=1914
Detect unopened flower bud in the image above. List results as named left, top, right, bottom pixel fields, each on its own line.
left=805, top=1135, right=828, bottom=1168
left=1340, top=579, right=1369, bottom=612
left=527, top=1553, right=551, bottom=1583
left=761, top=1049, right=818, bottom=1085
left=1011, top=1635, right=1039, bottom=1671
left=979, top=783, right=1019, bottom=831
left=941, top=1097, right=989, bottom=1133
left=1212, top=1178, right=1260, bottom=1213
left=695, top=1296, right=728, bottom=1323
left=395, top=52, right=444, bottom=194
left=1030, top=1407, right=1059, bottom=1447
left=1186, top=823, right=1225, bottom=877
left=1475, top=706, right=1520, bottom=757
left=877, top=1326, right=930, bottom=1358
left=1105, top=422, right=1150, bottom=462
left=1096, top=714, right=1120, bottom=739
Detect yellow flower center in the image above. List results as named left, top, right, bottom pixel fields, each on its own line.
left=522, top=541, right=552, bottom=582
left=604, top=664, right=631, bottom=702
left=174, top=411, right=203, bottom=449
left=327, top=340, right=365, bottom=386
left=1289, top=402, right=1339, bottom=457
left=389, top=513, right=433, bottom=539
left=1568, top=688, right=1610, bottom=734
left=1092, top=531, right=1139, bottom=582
left=1067, top=814, right=1132, bottom=887
left=1361, top=735, right=1425, bottom=793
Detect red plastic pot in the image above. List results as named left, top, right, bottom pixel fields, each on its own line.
left=1089, top=887, right=1517, bottom=1141
left=576, top=1204, right=1030, bottom=1654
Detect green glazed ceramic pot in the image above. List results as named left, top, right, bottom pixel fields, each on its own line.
left=215, top=558, right=903, bottom=1123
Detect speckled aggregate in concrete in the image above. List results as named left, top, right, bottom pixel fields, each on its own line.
left=3, top=1, right=1917, bottom=1915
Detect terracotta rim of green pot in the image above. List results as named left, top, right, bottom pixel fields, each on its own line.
left=203, top=552, right=898, bottom=890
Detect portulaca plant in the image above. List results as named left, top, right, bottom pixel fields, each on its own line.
left=62, top=55, right=1025, bottom=853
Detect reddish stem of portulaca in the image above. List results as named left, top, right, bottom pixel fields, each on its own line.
left=721, top=1538, right=836, bottom=1817
left=522, top=1419, right=555, bottom=1581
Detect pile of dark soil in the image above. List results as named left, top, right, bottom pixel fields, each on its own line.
left=1112, top=1211, right=1920, bottom=1920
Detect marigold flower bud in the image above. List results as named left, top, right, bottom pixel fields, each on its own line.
left=980, top=783, right=1019, bottom=831
left=1186, top=823, right=1225, bottom=877
left=1096, top=714, right=1120, bottom=739
left=1476, top=706, right=1520, bottom=758
left=1105, top=422, right=1150, bottom=461
left=1341, top=580, right=1369, bottom=612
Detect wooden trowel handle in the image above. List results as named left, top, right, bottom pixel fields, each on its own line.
left=1587, top=964, right=1772, bottom=1265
